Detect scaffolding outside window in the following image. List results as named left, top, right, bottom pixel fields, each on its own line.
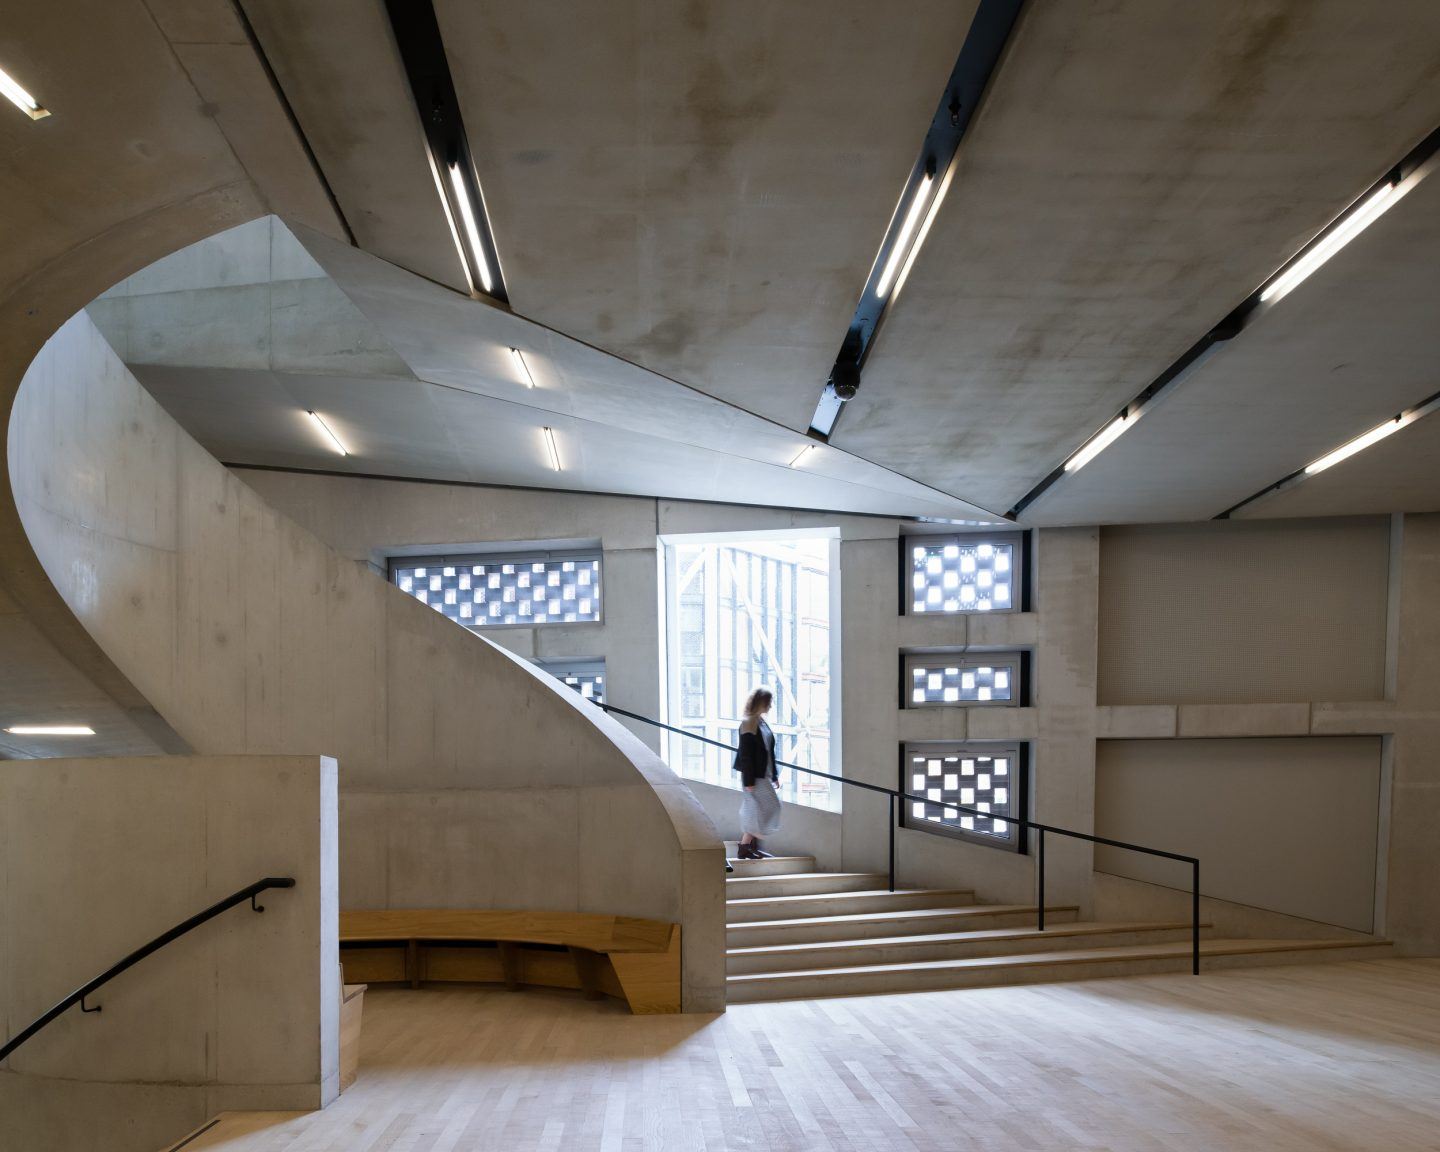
left=662, top=535, right=838, bottom=812
left=390, top=550, right=601, bottom=629
left=905, top=533, right=1021, bottom=614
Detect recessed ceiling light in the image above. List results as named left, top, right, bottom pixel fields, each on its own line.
left=542, top=427, right=562, bottom=472
left=307, top=410, right=349, bottom=456
left=449, top=163, right=494, bottom=295
left=5, top=725, right=94, bottom=735
left=1260, top=179, right=1404, bottom=305
left=0, top=65, right=49, bottom=120
left=1064, top=413, right=1131, bottom=473
left=510, top=347, right=536, bottom=388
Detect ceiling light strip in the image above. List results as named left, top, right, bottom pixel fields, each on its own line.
left=788, top=444, right=818, bottom=468
left=0, top=64, right=49, bottom=119
left=542, top=427, right=562, bottom=472
left=510, top=347, right=537, bottom=388
left=307, top=410, right=349, bottom=456
left=385, top=0, right=508, bottom=303
left=808, top=0, right=1026, bottom=440
left=1216, top=390, right=1440, bottom=519
left=5, top=725, right=94, bottom=735
left=1008, top=123, right=1440, bottom=520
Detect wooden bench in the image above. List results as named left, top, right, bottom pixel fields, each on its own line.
left=339, top=909, right=681, bottom=1014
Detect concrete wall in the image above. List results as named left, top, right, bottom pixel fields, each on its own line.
left=0, top=755, right=337, bottom=1152
left=1095, top=737, right=1382, bottom=932
left=242, top=470, right=1440, bottom=950
left=9, top=314, right=724, bottom=1011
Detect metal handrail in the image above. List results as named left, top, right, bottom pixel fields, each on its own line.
left=0, top=876, right=296, bottom=1062
left=599, top=702, right=1201, bottom=975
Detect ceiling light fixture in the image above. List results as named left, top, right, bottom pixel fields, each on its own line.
left=307, top=410, right=349, bottom=456
left=5, top=725, right=94, bottom=735
left=510, top=347, right=536, bottom=388
left=874, top=172, right=934, bottom=298
left=0, top=65, right=49, bottom=120
left=449, top=163, right=494, bottom=295
left=1260, top=179, right=1404, bottom=305
left=1064, top=412, right=1131, bottom=473
left=1305, top=416, right=1405, bottom=476
left=789, top=444, right=818, bottom=468
left=542, top=427, right=562, bottom=472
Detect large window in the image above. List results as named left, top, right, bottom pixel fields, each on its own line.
left=900, top=743, right=1027, bottom=851
left=391, top=550, right=601, bottom=630
left=662, top=535, right=838, bottom=811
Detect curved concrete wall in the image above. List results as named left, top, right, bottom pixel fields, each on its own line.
left=7, top=311, right=723, bottom=1009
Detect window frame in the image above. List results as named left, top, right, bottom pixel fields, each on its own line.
left=388, top=547, right=604, bottom=631
left=899, top=530, right=1029, bottom=617
left=901, top=651, right=1027, bottom=709
left=898, top=741, right=1030, bottom=853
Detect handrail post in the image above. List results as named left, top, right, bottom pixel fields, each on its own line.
left=1192, top=859, right=1201, bottom=976
left=887, top=793, right=896, bottom=892
left=1036, top=827, right=1045, bottom=932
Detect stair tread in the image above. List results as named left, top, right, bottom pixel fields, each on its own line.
left=725, top=872, right=884, bottom=885
left=727, top=903, right=1076, bottom=931
left=727, top=937, right=1392, bottom=982
left=727, top=887, right=973, bottom=906
left=727, top=921, right=1202, bottom=956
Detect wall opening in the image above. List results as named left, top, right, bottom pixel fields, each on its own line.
left=660, top=531, right=840, bottom=811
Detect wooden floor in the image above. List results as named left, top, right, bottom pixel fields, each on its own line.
left=183, top=959, right=1440, bottom=1151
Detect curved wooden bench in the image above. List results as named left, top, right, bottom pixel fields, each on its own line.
left=339, top=909, right=681, bottom=1014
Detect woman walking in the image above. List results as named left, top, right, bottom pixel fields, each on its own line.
left=733, top=688, right=780, bottom=859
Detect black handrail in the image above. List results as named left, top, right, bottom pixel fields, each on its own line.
left=0, top=876, right=296, bottom=1062
left=599, top=703, right=1201, bottom=975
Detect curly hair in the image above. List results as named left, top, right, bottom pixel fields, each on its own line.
left=742, top=688, right=773, bottom=717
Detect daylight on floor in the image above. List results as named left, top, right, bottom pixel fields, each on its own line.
left=2, top=3, right=1438, bottom=1151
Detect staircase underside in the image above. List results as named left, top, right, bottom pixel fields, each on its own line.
left=724, top=850, right=1392, bottom=1003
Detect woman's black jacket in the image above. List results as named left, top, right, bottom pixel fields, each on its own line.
left=732, top=722, right=777, bottom=787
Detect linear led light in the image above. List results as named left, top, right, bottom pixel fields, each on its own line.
left=875, top=172, right=934, bottom=298
left=5, top=725, right=94, bottom=735
left=1305, top=416, right=1404, bottom=475
left=307, top=410, right=349, bottom=456
left=449, top=163, right=494, bottom=295
left=542, top=427, right=562, bottom=471
left=0, top=65, right=49, bottom=120
left=510, top=347, right=536, bottom=388
left=1064, top=413, right=1131, bottom=473
left=788, top=444, right=817, bottom=468
left=1260, top=180, right=1403, bottom=305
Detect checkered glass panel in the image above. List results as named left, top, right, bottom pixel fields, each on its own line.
left=910, top=662, right=1014, bottom=705
left=906, top=748, right=1016, bottom=843
left=558, top=669, right=604, bottom=703
left=393, top=557, right=601, bottom=629
left=909, top=539, right=1013, bottom=613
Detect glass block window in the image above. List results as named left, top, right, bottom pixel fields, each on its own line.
left=903, top=653, right=1022, bottom=707
left=902, top=743, right=1025, bottom=850
left=535, top=658, right=605, bottom=704
left=906, top=535, right=1019, bottom=614
left=391, top=551, right=601, bottom=629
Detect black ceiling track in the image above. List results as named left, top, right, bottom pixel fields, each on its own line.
left=384, top=0, right=508, bottom=304
left=808, top=0, right=1027, bottom=441
left=1009, top=121, right=1440, bottom=522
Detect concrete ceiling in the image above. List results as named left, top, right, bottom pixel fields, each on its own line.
left=91, top=218, right=997, bottom=521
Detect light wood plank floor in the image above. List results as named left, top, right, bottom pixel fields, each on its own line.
left=186, top=959, right=1440, bottom=1151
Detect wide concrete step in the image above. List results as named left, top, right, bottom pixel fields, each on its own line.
left=726, top=888, right=976, bottom=924
left=725, top=854, right=817, bottom=878
left=726, top=921, right=1204, bottom=974
left=724, top=872, right=887, bottom=900
left=725, top=938, right=1395, bottom=1002
left=726, top=903, right=1079, bottom=947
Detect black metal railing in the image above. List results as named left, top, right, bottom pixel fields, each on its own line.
left=0, top=876, right=296, bottom=1062
left=599, top=703, right=1201, bottom=975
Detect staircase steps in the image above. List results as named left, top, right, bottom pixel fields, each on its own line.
left=726, top=937, right=1395, bottom=1002
left=723, top=846, right=1391, bottom=1002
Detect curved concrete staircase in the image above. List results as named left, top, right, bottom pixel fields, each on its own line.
left=724, top=848, right=1392, bottom=1003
